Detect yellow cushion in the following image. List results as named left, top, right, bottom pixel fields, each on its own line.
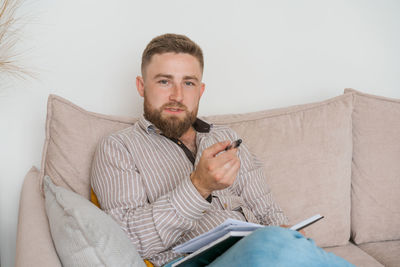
left=90, top=188, right=101, bottom=208
left=144, top=259, right=154, bottom=267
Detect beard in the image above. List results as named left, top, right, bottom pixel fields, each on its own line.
left=143, top=95, right=198, bottom=139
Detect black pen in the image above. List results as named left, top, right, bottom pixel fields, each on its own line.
left=225, top=139, right=242, bottom=151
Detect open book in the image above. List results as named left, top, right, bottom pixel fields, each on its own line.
left=172, top=215, right=323, bottom=267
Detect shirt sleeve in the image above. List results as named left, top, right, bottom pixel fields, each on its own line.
left=233, top=134, right=289, bottom=226
left=90, top=134, right=211, bottom=259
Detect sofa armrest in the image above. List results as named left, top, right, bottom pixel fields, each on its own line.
left=16, top=166, right=61, bottom=267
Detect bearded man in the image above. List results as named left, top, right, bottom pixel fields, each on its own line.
left=90, top=34, right=354, bottom=267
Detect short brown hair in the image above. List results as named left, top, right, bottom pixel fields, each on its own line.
left=141, top=33, right=204, bottom=77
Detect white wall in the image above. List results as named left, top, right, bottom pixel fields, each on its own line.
left=1, top=0, right=399, bottom=266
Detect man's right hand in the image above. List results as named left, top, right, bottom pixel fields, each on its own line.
left=190, top=141, right=241, bottom=199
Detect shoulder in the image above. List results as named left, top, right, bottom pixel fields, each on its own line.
left=209, top=124, right=240, bottom=141
left=98, top=124, right=141, bottom=151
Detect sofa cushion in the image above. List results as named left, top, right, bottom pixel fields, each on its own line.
left=43, top=175, right=146, bottom=267
left=40, top=95, right=136, bottom=198
left=345, top=89, right=400, bottom=244
left=205, top=93, right=354, bottom=247
left=324, top=243, right=383, bottom=267
left=358, top=240, right=400, bottom=267
left=16, top=167, right=62, bottom=267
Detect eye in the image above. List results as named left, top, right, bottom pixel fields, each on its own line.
left=158, top=79, right=169, bottom=85
left=185, top=81, right=195, bottom=86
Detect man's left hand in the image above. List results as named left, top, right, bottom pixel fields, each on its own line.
left=280, top=224, right=306, bottom=237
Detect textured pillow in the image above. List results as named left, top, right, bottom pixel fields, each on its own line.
left=44, top=175, right=146, bottom=267
left=205, top=93, right=354, bottom=247
left=40, top=95, right=136, bottom=198
left=345, top=88, right=400, bottom=244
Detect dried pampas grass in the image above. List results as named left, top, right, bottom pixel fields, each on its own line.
left=0, top=0, right=31, bottom=79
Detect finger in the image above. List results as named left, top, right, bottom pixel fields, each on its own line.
left=217, top=157, right=239, bottom=176
left=227, top=147, right=239, bottom=155
left=219, top=158, right=240, bottom=184
left=203, top=141, right=230, bottom=158
left=227, top=157, right=240, bottom=173
left=300, top=229, right=306, bottom=236
left=212, top=148, right=239, bottom=168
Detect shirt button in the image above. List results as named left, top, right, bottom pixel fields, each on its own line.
left=224, top=203, right=228, bottom=209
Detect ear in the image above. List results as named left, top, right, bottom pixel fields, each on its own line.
left=136, top=76, right=145, bottom=97
left=200, top=82, right=205, bottom=97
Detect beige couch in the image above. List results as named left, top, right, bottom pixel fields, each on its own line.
left=16, top=89, right=400, bottom=266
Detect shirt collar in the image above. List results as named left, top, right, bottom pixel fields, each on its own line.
left=138, top=115, right=212, bottom=135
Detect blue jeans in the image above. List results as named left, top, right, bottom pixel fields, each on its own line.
left=164, top=227, right=354, bottom=267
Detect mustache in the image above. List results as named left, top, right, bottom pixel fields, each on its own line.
left=161, top=102, right=187, bottom=110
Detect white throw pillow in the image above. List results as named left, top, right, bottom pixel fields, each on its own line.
left=44, top=176, right=145, bottom=267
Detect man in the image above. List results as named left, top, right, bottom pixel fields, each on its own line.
left=91, top=34, right=353, bottom=267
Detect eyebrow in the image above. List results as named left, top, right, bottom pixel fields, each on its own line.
left=153, top=74, right=173, bottom=80
left=183, top=75, right=199, bottom=82
left=153, top=73, right=199, bottom=82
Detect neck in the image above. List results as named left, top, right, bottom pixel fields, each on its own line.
left=180, top=127, right=196, bottom=143
left=179, top=127, right=197, bottom=154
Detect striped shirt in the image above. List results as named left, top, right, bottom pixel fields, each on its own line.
left=91, top=116, right=288, bottom=266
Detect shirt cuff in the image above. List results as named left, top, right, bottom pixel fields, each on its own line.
left=170, top=176, right=211, bottom=221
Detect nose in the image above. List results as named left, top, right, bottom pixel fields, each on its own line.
left=169, top=84, right=184, bottom=102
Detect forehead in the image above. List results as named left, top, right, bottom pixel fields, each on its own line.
left=145, top=52, right=202, bottom=78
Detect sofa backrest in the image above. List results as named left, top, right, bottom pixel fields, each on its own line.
left=40, top=92, right=355, bottom=248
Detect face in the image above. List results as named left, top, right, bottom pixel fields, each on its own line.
left=136, top=52, right=205, bottom=138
